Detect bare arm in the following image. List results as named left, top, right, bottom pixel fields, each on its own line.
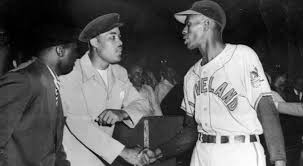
left=155, top=115, right=198, bottom=160
left=277, top=102, right=303, bottom=117
left=257, top=96, right=286, bottom=165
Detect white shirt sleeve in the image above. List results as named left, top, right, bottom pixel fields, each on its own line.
left=181, top=73, right=196, bottom=117
left=240, top=45, right=272, bottom=109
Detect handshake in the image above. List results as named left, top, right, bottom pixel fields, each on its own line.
left=120, top=146, right=163, bottom=166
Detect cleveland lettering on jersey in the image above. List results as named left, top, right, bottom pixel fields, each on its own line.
left=194, top=76, right=238, bottom=111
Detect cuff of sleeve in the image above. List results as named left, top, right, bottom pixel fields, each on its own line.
left=123, top=106, right=144, bottom=128
left=106, top=142, right=125, bottom=164
left=270, top=158, right=287, bottom=165
left=254, top=92, right=272, bottom=110
left=65, top=118, right=125, bottom=164
left=269, top=148, right=287, bottom=164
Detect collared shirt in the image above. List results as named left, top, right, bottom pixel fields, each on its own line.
left=97, top=68, right=108, bottom=87
left=294, top=89, right=303, bottom=101
left=46, top=66, right=60, bottom=106
left=155, top=79, right=174, bottom=105
left=46, top=66, right=60, bottom=90
left=139, top=84, right=163, bottom=116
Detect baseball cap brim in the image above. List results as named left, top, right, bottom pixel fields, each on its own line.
left=174, top=10, right=203, bottom=24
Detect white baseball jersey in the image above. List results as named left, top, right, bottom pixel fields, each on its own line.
left=181, top=44, right=272, bottom=136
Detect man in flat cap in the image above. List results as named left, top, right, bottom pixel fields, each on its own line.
left=170, top=0, right=287, bottom=166
left=0, top=25, right=79, bottom=166
left=59, top=13, right=151, bottom=166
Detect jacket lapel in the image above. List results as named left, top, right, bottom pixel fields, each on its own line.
left=35, top=61, right=58, bottom=133
left=55, top=93, right=64, bottom=151
left=107, top=65, right=116, bottom=94
left=35, top=60, right=64, bottom=152
left=80, top=53, right=108, bottom=89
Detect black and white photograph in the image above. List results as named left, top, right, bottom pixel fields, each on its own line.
left=0, top=0, right=303, bottom=166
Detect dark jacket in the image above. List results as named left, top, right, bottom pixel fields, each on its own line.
left=160, top=83, right=185, bottom=116
left=0, top=60, right=69, bottom=166
left=280, top=87, right=303, bottom=147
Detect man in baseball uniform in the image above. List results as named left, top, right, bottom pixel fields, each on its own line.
left=173, top=1, right=286, bottom=166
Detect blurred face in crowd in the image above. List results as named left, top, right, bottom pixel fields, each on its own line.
left=273, top=74, right=287, bottom=91
left=143, top=70, right=158, bottom=89
left=57, top=43, right=79, bottom=75
left=182, top=14, right=209, bottom=50
left=129, top=65, right=143, bottom=89
left=294, top=77, right=303, bottom=91
left=94, top=27, right=123, bottom=65
left=161, top=66, right=178, bottom=85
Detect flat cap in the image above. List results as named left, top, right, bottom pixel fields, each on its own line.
left=79, top=13, right=123, bottom=42
left=175, top=0, right=226, bottom=31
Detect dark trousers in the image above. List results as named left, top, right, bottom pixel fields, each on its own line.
left=285, top=145, right=301, bottom=166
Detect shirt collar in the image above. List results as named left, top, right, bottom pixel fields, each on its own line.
left=46, top=65, right=60, bottom=89
left=162, top=79, right=174, bottom=87
left=294, top=88, right=302, bottom=95
left=80, top=51, right=112, bottom=82
left=192, top=44, right=235, bottom=75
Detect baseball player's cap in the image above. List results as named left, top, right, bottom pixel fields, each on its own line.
left=174, top=0, right=226, bottom=31
left=33, top=24, right=79, bottom=50
left=79, top=13, right=123, bottom=42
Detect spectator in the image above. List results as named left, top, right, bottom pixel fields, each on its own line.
left=129, top=64, right=163, bottom=116
left=155, top=65, right=179, bottom=105
left=0, top=25, right=79, bottom=166
left=280, top=75, right=303, bottom=166
left=271, top=72, right=288, bottom=100
left=142, top=68, right=158, bottom=90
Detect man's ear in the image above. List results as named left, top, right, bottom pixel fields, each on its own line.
left=89, top=37, right=99, bottom=48
left=55, top=45, right=64, bottom=57
left=202, top=19, right=210, bottom=32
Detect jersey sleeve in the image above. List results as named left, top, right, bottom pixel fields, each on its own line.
left=181, top=72, right=196, bottom=117
left=241, top=45, right=272, bottom=110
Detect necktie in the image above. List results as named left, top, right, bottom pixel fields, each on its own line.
left=54, top=80, right=60, bottom=106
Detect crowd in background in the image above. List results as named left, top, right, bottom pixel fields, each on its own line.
left=1, top=23, right=303, bottom=166
left=265, top=71, right=303, bottom=166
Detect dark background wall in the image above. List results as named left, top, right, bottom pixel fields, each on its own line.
left=1, top=0, right=303, bottom=77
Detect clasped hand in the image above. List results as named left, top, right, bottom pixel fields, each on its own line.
left=121, top=146, right=163, bottom=166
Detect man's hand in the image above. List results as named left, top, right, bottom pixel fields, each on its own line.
left=120, top=147, right=150, bottom=166
left=140, top=148, right=163, bottom=164
left=275, top=160, right=286, bottom=166
left=95, top=109, right=129, bottom=126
